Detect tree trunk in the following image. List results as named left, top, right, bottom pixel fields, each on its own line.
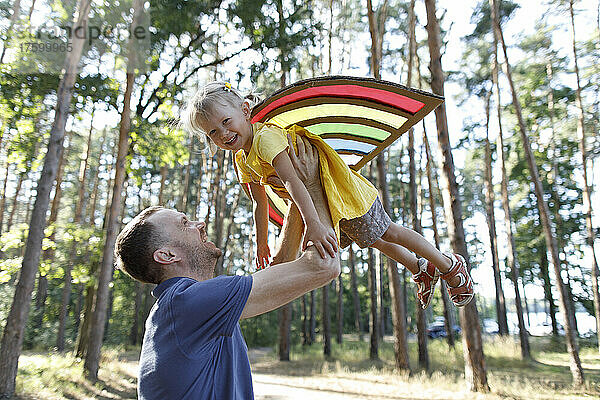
left=570, top=0, right=600, bottom=352
left=491, top=0, right=583, bottom=386
left=489, top=2, right=531, bottom=358
left=348, top=245, right=363, bottom=341
left=368, top=248, right=379, bottom=360
left=377, top=250, right=385, bottom=339
left=540, top=249, right=559, bottom=335
left=408, top=108, right=429, bottom=372
left=195, top=151, right=207, bottom=220
left=336, top=273, right=343, bottom=344
left=158, top=165, right=168, bottom=205
left=32, top=136, right=70, bottom=330
left=180, top=137, right=194, bottom=213
left=75, top=279, right=96, bottom=359
left=270, top=203, right=303, bottom=361
left=302, top=294, right=309, bottom=345
left=102, top=143, right=117, bottom=230
left=0, top=0, right=92, bottom=395
left=88, top=128, right=107, bottom=226
left=84, top=0, right=143, bottom=379
left=521, top=279, right=531, bottom=328
left=6, top=172, right=24, bottom=232
left=205, top=151, right=224, bottom=234
left=73, top=283, right=84, bottom=336
left=278, top=304, right=292, bottom=361
left=309, top=290, right=316, bottom=344
left=407, top=0, right=428, bottom=370
left=323, top=283, right=332, bottom=357
left=425, top=0, right=489, bottom=391
left=57, top=118, right=94, bottom=351
left=423, top=129, right=455, bottom=347
left=214, top=156, right=230, bottom=275
left=28, top=0, right=36, bottom=19
left=483, top=93, right=509, bottom=336
left=217, top=189, right=241, bottom=275
left=0, top=159, right=11, bottom=234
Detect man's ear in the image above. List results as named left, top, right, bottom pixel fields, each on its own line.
left=153, top=247, right=182, bottom=264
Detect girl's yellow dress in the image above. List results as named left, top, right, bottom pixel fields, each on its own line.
left=234, top=122, right=378, bottom=241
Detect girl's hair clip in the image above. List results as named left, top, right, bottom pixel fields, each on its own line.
left=223, top=82, right=232, bottom=92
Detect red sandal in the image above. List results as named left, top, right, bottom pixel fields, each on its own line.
left=440, top=253, right=474, bottom=307
left=413, top=258, right=440, bottom=309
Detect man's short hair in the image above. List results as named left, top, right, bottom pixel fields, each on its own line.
left=115, top=206, right=167, bottom=284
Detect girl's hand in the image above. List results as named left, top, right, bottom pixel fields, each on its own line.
left=303, top=221, right=338, bottom=258
left=256, top=241, right=271, bottom=270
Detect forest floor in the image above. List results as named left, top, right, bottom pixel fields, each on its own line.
left=13, top=335, right=600, bottom=399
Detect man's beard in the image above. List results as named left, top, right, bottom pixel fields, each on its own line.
left=178, top=241, right=222, bottom=275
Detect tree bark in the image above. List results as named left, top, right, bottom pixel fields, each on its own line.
left=483, top=93, right=509, bottom=336
left=409, top=111, right=429, bottom=370
left=368, top=248, right=379, bottom=360
left=75, top=261, right=97, bottom=359
left=57, top=112, right=95, bottom=351
left=0, top=0, right=92, bottom=395
left=0, top=159, right=11, bottom=234
left=540, top=249, right=559, bottom=335
left=32, top=135, right=70, bottom=330
left=309, top=290, right=316, bottom=344
left=336, top=273, right=343, bottom=344
left=6, top=172, right=24, bottom=233
left=272, top=204, right=303, bottom=361
left=490, top=1, right=530, bottom=359
left=84, top=0, right=143, bottom=380
left=88, top=128, right=107, bottom=226
left=423, top=128, right=455, bottom=347
left=424, top=0, right=489, bottom=391
left=302, top=294, right=309, bottom=345
left=491, top=0, right=583, bottom=385
left=348, top=245, right=363, bottom=341
left=323, top=283, right=332, bottom=357
left=570, top=0, right=600, bottom=352
left=180, top=136, right=194, bottom=213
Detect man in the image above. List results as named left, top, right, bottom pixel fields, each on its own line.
left=114, top=137, right=340, bottom=399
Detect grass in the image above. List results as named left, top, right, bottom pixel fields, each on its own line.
left=14, top=347, right=139, bottom=400
left=12, top=336, right=600, bottom=399
left=250, top=335, right=600, bottom=400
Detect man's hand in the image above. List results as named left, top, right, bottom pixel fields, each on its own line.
left=288, top=134, right=320, bottom=188
left=303, top=220, right=338, bottom=258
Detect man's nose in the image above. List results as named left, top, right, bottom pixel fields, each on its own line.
left=195, top=221, right=206, bottom=231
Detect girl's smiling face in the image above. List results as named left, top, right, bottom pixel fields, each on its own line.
left=199, top=101, right=254, bottom=154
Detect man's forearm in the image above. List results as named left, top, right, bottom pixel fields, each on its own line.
left=304, top=179, right=334, bottom=232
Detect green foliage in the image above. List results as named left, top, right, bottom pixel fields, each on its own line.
left=229, top=0, right=319, bottom=82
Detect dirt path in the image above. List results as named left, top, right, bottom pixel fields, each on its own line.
left=248, top=348, right=428, bottom=400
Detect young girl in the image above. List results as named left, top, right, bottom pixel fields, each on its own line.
left=183, top=81, right=474, bottom=309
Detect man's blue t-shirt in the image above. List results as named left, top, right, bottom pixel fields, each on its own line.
left=138, top=275, right=253, bottom=400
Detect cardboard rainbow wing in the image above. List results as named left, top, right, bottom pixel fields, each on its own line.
left=239, top=75, right=444, bottom=227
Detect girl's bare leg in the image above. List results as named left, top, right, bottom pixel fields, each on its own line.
left=371, top=239, right=419, bottom=275
left=380, top=222, right=461, bottom=286
left=381, top=222, right=450, bottom=269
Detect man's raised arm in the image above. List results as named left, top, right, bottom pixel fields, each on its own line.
left=240, top=136, right=340, bottom=319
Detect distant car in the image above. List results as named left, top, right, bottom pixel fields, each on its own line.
left=482, top=319, right=499, bottom=335
left=426, top=320, right=461, bottom=339
left=528, top=322, right=565, bottom=336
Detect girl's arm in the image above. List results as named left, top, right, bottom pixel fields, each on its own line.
left=248, top=182, right=271, bottom=269
left=271, top=150, right=337, bottom=258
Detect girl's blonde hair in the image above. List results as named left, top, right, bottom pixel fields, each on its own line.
left=182, top=81, right=262, bottom=155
